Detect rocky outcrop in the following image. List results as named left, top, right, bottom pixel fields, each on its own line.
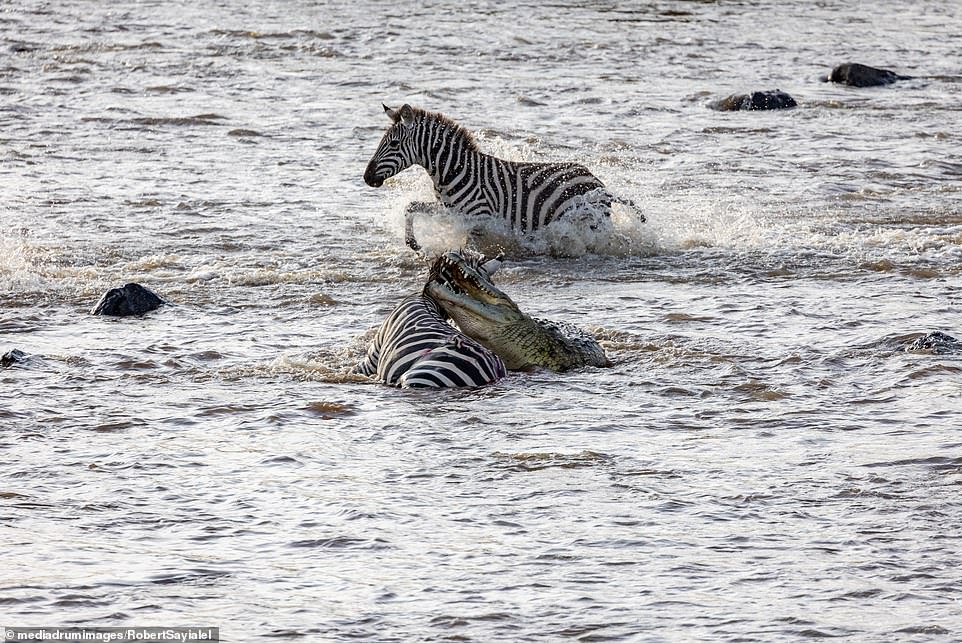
left=91, top=283, right=166, bottom=316
left=710, top=90, right=797, bottom=111
left=906, top=331, right=960, bottom=354
left=823, top=63, right=911, bottom=87
left=1, top=349, right=29, bottom=367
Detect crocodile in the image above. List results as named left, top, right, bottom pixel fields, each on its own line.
left=425, top=251, right=610, bottom=372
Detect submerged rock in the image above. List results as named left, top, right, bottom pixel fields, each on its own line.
left=906, top=331, right=960, bottom=354
left=823, top=63, right=911, bottom=87
left=91, top=283, right=166, bottom=316
left=710, top=90, right=797, bottom=111
left=1, top=349, right=29, bottom=367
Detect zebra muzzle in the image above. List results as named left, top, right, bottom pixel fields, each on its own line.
left=363, top=167, right=384, bottom=188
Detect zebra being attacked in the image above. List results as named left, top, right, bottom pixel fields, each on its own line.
left=363, top=104, right=644, bottom=252
left=351, top=252, right=507, bottom=389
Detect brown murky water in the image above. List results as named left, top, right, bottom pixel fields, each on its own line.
left=2, top=1, right=961, bottom=640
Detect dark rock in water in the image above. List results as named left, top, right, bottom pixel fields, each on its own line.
left=1, top=349, right=29, bottom=367
left=906, top=331, right=960, bottom=354
left=823, top=63, right=911, bottom=87
left=91, top=283, right=166, bottom=316
left=710, top=90, right=797, bottom=111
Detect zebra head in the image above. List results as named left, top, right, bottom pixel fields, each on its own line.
left=363, top=104, right=418, bottom=188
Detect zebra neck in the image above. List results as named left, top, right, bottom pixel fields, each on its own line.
left=423, top=129, right=485, bottom=197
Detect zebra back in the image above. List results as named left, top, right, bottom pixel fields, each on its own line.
left=353, top=293, right=506, bottom=388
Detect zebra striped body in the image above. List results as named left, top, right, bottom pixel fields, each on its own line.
left=353, top=293, right=507, bottom=388
left=364, top=104, right=615, bottom=235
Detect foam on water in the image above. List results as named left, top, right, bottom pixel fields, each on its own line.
left=0, top=229, right=101, bottom=300
left=368, top=126, right=935, bottom=262
left=0, top=232, right=37, bottom=290
left=376, top=167, right=822, bottom=261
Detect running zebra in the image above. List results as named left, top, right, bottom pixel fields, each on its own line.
left=352, top=254, right=507, bottom=388
left=363, top=104, right=643, bottom=250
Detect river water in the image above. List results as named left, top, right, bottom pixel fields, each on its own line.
left=2, top=1, right=961, bottom=640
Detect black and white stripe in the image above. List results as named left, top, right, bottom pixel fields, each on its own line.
left=353, top=293, right=506, bottom=389
left=364, top=104, right=625, bottom=235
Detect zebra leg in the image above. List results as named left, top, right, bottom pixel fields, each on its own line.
left=404, top=201, right=441, bottom=252
left=404, top=209, right=421, bottom=252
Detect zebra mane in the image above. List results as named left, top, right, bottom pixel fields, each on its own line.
left=414, top=107, right=480, bottom=152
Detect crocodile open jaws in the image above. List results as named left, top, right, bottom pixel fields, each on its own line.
left=425, top=251, right=610, bottom=372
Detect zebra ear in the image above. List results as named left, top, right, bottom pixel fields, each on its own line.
left=398, top=104, right=415, bottom=126
left=383, top=104, right=400, bottom=123
left=481, top=252, right=505, bottom=276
